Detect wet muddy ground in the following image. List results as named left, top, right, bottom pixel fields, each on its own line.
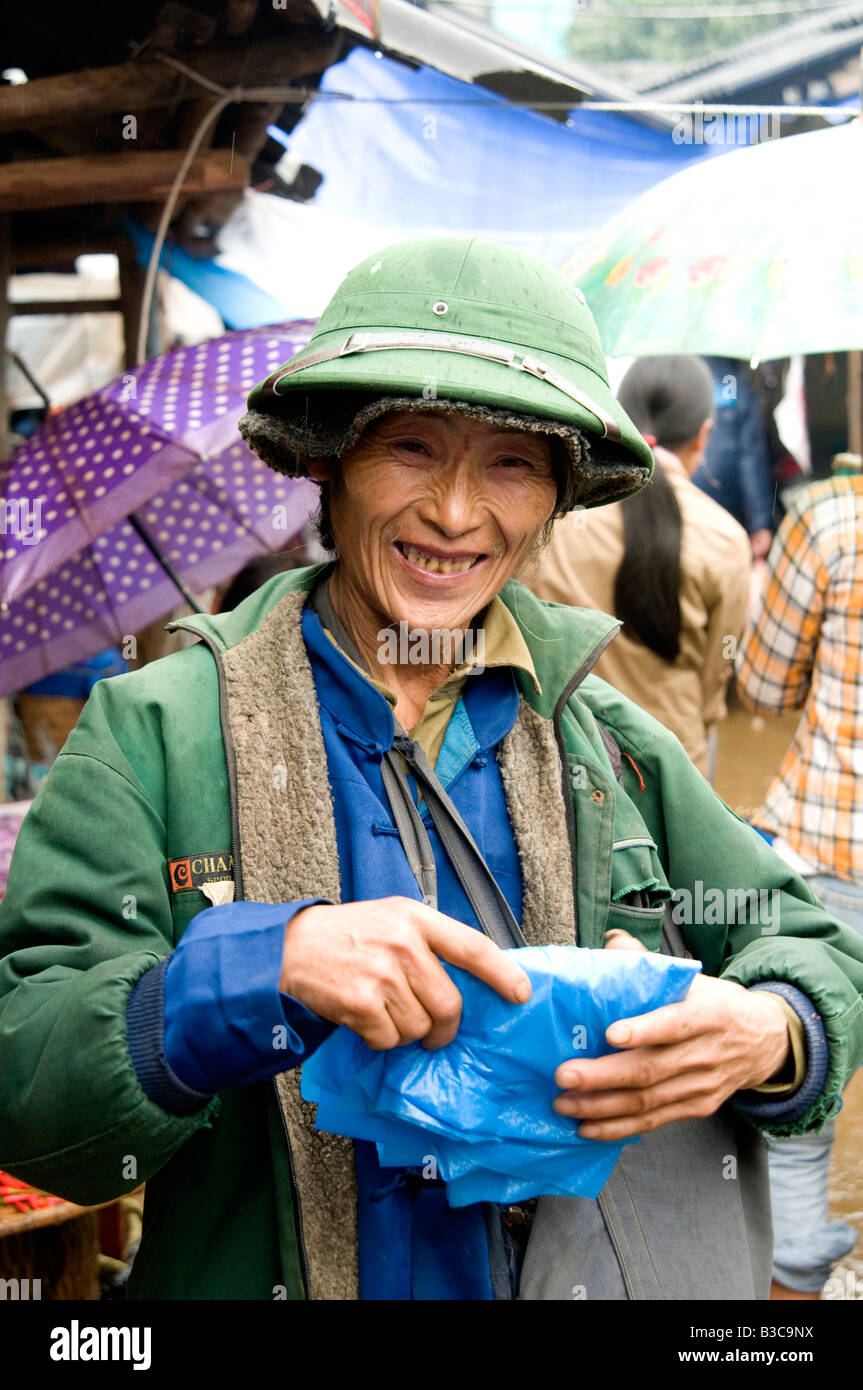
left=716, top=699, right=863, bottom=1298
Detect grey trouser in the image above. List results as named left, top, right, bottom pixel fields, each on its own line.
left=519, top=1106, right=772, bottom=1300
left=519, top=907, right=772, bottom=1301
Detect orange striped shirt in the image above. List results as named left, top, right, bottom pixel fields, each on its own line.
left=736, top=475, right=863, bottom=884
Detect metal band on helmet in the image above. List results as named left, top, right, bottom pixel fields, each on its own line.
left=271, top=330, right=622, bottom=442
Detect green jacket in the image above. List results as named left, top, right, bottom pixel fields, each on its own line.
left=1, top=565, right=862, bottom=1300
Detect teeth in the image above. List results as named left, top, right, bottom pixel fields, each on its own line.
left=403, top=544, right=475, bottom=574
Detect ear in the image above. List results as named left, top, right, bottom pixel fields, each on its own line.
left=695, top=417, right=713, bottom=453
left=304, top=455, right=333, bottom=483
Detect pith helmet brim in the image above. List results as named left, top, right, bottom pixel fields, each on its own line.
left=240, top=237, right=655, bottom=509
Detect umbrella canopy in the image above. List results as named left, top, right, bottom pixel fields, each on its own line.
left=0, top=452, right=318, bottom=698
left=0, top=803, right=30, bottom=900
left=0, top=322, right=316, bottom=608
left=563, top=120, right=863, bottom=361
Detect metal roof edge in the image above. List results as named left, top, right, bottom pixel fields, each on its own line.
left=333, top=0, right=676, bottom=127
left=647, top=0, right=863, bottom=101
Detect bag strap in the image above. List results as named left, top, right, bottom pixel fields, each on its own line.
left=307, top=575, right=525, bottom=952
left=379, top=754, right=438, bottom=909
left=388, top=735, right=525, bottom=952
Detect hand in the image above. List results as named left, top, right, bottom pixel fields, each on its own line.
left=553, top=931, right=790, bottom=1139
left=280, top=896, right=531, bottom=1051
left=750, top=527, right=773, bottom=561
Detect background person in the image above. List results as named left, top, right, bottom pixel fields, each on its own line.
left=694, top=355, right=775, bottom=562
left=737, top=463, right=863, bottom=1299
left=530, top=354, right=751, bottom=778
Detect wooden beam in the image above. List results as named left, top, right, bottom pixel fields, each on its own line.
left=10, top=298, right=122, bottom=315
left=0, top=149, right=249, bottom=213
left=11, top=231, right=126, bottom=270
left=0, top=33, right=342, bottom=134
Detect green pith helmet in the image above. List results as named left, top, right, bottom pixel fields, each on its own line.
left=239, top=236, right=654, bottom=510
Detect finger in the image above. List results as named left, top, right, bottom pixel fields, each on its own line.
left=572, top=1092, right=725, bottom=1142
left=555, top=1039, right=703, bottom=1092
left=380, top=989, right=437, bottom=1048
left=419, top=911, right=531, bottom=1005
left=345, top=980, right=433, bottom=1051
left=553, top=1068, right=720, bottom=1121
left=603, top=929, right=648, bottom=952
left=603, top=996, right=708, bottom=1051
left=404, top=958, right=464, bottom=1049
left=354, top=1009, right=402, bottom=1051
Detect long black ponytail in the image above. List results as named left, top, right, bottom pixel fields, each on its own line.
left=613, top=356, right=714, bottom=663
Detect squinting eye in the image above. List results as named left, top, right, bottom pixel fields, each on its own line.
left=497, top=456, right=535, bottom=469
left=394, top=439, right=429, bottom=454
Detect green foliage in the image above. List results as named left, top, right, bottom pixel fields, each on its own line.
left=566, top=0, right=794, bottom=67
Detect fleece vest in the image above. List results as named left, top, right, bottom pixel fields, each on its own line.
left=220, top=588, right=577, bottom=1299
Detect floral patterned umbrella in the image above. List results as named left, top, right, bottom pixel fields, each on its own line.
left=562, top=120, right=863, bottom=361
left=0, top=321, right=316, bottom=608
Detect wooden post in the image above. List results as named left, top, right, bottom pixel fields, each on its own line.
left=848, top=52, right=863, bottom=456
left=117, top=238, right=145, bottom=372
left=849, top=353, right=863, bottom=457
left=0, top=214, right=11, bottom=461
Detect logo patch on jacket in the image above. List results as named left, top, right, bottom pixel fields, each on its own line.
left=168, top=852, right=235, bottom=905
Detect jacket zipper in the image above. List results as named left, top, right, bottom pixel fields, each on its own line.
left=170, top=620, right=311, bottom=1299
left=550, top=624, right=621, bottom=944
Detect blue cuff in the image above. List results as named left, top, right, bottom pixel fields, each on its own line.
left=735, top=982, right=829, bottom=1126
left=127, top=899, right=336, bottom=1110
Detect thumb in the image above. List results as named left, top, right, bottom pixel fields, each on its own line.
left=603, top=928, right=648, bottom=952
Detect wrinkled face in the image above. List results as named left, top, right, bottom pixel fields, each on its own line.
left=308, top=409, right=558, bottom=636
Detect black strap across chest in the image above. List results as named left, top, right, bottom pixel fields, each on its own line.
left=307, top=576, right=524, bottom=950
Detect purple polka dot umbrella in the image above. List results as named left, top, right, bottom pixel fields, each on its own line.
left=0, top=321, right=317, bottom=608
left=0, top=323, right=321, bottom=696
left=0, top=447, right=320, bottom=697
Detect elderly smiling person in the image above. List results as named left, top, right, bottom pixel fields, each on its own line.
left=1, top=238, right=863, bottom=1303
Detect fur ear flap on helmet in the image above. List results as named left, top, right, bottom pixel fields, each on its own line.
left=239, top=393, right=648, bottom=512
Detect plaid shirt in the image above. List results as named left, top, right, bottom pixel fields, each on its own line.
left=736, top=474, right=863, bottom=884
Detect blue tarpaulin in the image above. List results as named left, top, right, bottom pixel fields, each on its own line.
left=127, top=222, right=290, bottom=331
left=280, top=46, right=717, bottom=265
left=139, top=46, right=742, bottom=324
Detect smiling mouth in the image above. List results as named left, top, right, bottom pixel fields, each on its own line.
left=396, top=541, right=485, bottom=575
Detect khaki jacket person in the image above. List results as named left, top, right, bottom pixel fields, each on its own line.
left=530, top=446, right=751, bottom=775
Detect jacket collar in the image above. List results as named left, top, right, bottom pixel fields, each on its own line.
left=653, top=444, right=690, bottom=484
left=173, top=560, right=620, bottom=717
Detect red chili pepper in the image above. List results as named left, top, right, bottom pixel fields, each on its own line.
left=0, top=1169, right=63, bottom=1210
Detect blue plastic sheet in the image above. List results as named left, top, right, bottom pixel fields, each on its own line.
left=302, top=944, right=701, bottom=1206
